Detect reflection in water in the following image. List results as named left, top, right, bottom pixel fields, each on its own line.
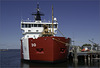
left=20, top=58, right=100, bottom=68
left=20, top=60, right=69, bottom=68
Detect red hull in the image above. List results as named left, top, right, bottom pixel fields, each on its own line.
left=21, top=36, right=70, bottom=62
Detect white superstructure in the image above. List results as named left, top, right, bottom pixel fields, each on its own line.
left=21, top=20, right=58, bottom=39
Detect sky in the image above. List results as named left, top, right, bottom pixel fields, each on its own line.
left=0, top=0, right=100, bottom=49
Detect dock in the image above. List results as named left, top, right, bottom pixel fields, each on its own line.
left=69, top=46, right=100, bottom=63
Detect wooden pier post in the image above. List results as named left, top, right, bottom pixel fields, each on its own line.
left=74, top=46, right=78, bottom=62
left=99, top=54, right=100, bottom=62
left=90, top=54, right=92, bottom=63
left=73, top=46, right=78, bottom=68
left=88, top=55, right=90, bottom=61
left=84, top=55, right=87, bottom=64
left=87, top=55, right=90, bottom=66
left=97, top=54, right=100, bottom=62
left=96, top=54, right=98, bottom=61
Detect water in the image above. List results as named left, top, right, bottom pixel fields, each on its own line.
left=0, top=49, right=100, bottom=68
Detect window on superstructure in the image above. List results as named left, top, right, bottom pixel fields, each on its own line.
left=29, top=24, right=31, bottom=28
left=49, top=24, right=52, bottom=28
left=25, top=24, right=27, bottom=28
left=54, top=24, right=57, bottom=28
left=46, top=24, right=49, bottom=27
left=22, top=24, right=24, bottom=28
left=41, top=24, right=43, bottom=27
left=38, top=24, right=41, bottom=27
left=26, top=24, right=28, bottom=27
left=32, top=24, right=34, bottom=27
left=34, top=24, right=37, bottom=27
left=48, top=24, right=50, bottom=28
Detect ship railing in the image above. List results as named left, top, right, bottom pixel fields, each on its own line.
left=21, top=20, right=57, bottom=23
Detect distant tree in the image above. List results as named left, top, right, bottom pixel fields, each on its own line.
left=82, top=44, right=92, bottom=46
left=82, top=44, right=92, bottom=48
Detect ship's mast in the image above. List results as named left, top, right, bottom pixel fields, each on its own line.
left=32, top=3, right=44, bottom=21
left=52, top=5, right=54, bottom=35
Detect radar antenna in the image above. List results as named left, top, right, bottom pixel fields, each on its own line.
left=32, top=3, right=44, bottom=21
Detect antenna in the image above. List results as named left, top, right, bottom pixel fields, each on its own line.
left=37, top=2, right=39, bottom=11
left=52, top=5, right=54, bottom=35
left=32, top=3, right=44, bottom=21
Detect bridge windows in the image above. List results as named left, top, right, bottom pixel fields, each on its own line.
left=54, top=24, right=57, bottom=28
left=21, top=24, right=34, bottom=28
left=29, top=24, right=31, bottom=28
left=34, top=24, right=37, bottom=27
left=25, top=24, right=27, bottom=28
left=21, top=24, right=57, bottom=28
left=32, top=24, right=34, bottom=27
left=22, top=24, right=24, bottom=28
left=38, top=24, right=41, bottom=27
left=48, top=24, right=57, bottom=28
left=48, top=24, right=51, bottom=28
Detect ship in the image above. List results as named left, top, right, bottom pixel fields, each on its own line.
left=20, top=4, right=71, bottom=63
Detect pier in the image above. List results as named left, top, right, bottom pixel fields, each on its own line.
left=69, top=46, right=100, bottom=63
